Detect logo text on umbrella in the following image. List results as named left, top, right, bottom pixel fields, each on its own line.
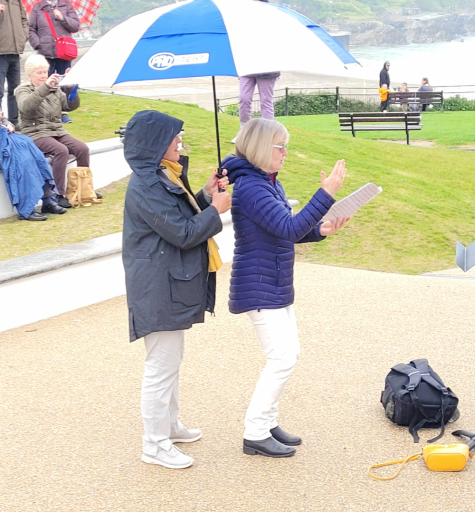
left=149, top=53, right=209, bottom=71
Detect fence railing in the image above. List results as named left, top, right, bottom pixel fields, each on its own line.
left=218, top=85, right=475, bottom=117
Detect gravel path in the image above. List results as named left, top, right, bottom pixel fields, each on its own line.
left=1, top=262, right=475, bottom=512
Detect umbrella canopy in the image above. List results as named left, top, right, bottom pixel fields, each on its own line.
left=63, top=0, right=359, bottom=88
left=22, top=0, right=103, bottom=30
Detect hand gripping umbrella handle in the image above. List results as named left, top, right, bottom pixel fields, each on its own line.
left=217, top=167, right=224, bottom=193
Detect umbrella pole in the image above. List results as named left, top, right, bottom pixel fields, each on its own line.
left=212, top=76, right=224, bottom=192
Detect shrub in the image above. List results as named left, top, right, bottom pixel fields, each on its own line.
left=433, top=95, right=475, bottom=112
left=224, top=103, right=239, bottom=116
left=274, top=92, right=337, bottom=116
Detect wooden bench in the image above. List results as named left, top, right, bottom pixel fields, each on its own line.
left=388, top=91, right=444, bottom=112
left=339, top=112, right=422, bottom=145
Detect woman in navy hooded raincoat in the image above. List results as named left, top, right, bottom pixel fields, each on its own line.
left=122, top=110, right=231, bottom=470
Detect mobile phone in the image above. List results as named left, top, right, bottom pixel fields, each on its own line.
left=57, top=74, right=66, bottom=84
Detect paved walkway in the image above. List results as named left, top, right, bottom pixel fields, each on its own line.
left=1, top=262, right=475, bottom=512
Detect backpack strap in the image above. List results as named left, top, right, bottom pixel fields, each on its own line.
left=411, top=359, right=449, bottom=394
left=410, top=359, right=450, bottom=443
left=391, top=363, right=422, bottom=391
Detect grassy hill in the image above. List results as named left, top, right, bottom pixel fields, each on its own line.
left=0, top=92, right=473, bottom=275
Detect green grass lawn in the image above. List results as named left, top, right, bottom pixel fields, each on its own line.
left=1, top=93, right=474, bottom=275
left=281, top=112, right=475, bottom=147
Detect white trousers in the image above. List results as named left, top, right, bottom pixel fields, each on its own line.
left=142, top=330, right=185, bottom=456
left=244, top=305, right=300, bottom=441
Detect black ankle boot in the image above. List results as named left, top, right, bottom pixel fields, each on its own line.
left=243, top=437, right=296, bottom=458
left=270, top=426, right=302, bottom=446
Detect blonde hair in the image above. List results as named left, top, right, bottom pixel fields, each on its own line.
left=235, top=118, right=289, bottom=171
left=25, top=54, right=49, bottom=77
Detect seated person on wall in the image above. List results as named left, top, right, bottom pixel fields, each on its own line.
left=14, top=54, right=102, bottom=209
left=0, top=111, right=67, bottom=221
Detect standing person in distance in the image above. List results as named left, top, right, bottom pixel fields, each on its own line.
left=28, top=0, right=80, bottom=124
left=223, top=118, right=350, bottom=458
left=379, top=61, right=390, bottom=88
left=122, top=110, right=231, bottom=470
left=0, top=0, right=29, bottom=132
left=231, top=0, right=280, bottom=143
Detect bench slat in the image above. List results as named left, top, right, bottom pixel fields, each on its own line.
left=341, top=125, right=422, bottom=132
left=339, top=118, right=421, bottom=124
left=339, top=112, right=421, bottom=118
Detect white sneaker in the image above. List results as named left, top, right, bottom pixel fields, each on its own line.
left=170, top=426, right=202, bottom=443
left=142, top=444, right=193, bottom=469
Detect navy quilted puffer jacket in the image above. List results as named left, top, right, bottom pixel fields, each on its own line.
left=223, top=155, right=336, bottom=314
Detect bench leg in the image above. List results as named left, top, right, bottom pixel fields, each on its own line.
left=406, top=130, right=410, bottom=145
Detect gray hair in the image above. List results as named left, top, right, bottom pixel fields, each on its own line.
left=235, top=118, right=289, bottom=171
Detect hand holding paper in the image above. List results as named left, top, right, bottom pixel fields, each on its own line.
left=320, top=217, right=351, bottom=236
left=321, top=159, right=347, bottom=197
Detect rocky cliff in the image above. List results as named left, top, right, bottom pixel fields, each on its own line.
left=338, top=12, right=475, bottom=46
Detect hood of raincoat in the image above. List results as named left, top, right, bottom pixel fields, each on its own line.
left=123, top=110, right=183, bottom=186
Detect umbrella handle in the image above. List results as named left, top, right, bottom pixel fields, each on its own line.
left=217, top=167, right=224, bottom=193
left=212, top=76, right=223, bottom=190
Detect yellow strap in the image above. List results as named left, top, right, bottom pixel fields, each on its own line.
left=368, top=452, right=422, bottom=481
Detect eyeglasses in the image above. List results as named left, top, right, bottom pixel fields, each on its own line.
left=273, top=144, right=287, bottom=153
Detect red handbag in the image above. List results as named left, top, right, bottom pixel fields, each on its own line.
left=43, top=11, right=78, bottom=61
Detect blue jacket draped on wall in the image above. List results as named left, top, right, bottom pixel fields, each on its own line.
left=0, top=129, right=54, bottom=217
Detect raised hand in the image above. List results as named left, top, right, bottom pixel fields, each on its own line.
left=320, top=159, right=347, bottom=197
left=45, top=73, right=60, bottom=88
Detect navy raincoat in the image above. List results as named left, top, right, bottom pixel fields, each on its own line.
left=223, top=155, right=335, bottom=315
left=122, top=111, right=223, bottom=342
left=0, top=129, right=54, bottom=218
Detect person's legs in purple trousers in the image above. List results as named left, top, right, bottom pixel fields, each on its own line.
left=256, top=77, right=278, bottom=120
left=239, top=76, right=257, bottom=125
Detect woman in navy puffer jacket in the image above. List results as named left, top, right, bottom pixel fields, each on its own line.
left=223, top=118, right=349, bottom=458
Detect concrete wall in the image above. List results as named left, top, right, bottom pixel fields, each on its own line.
left=0, top=211, right=236, bottom=333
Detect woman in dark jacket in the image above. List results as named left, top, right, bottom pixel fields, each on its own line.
left=122, top=110, right=231, bottom=470
left=379, top=61, right=390, bottom=88
left=223, top=118, right=349, bottom=458
left=28, top=0, right=79, bottom=75
left=29, top=0, right=80, bottom=123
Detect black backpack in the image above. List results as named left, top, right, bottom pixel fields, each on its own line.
left=381, top=359, right=459, bottom=443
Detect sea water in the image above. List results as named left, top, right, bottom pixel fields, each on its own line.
left=349, top=37, right=475, bottom=88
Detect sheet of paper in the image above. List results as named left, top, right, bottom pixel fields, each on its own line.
left=324, top=182, right=383, bottom=221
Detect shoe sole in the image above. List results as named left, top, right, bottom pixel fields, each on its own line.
left=170, top=432, right=202, bottom=443
left=141, top=453, right=193, bottom=469
left=275, top=439, right=302, bottom=446
left=243, top=446, right=296, bottom=458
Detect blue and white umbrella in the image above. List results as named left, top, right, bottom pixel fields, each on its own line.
left=65, top=0, right=359, bottom=87
left=64, top=0, right=360, bottom=165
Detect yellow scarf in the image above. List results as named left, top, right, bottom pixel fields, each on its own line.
left=161, top=160, right=222, bottom=272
